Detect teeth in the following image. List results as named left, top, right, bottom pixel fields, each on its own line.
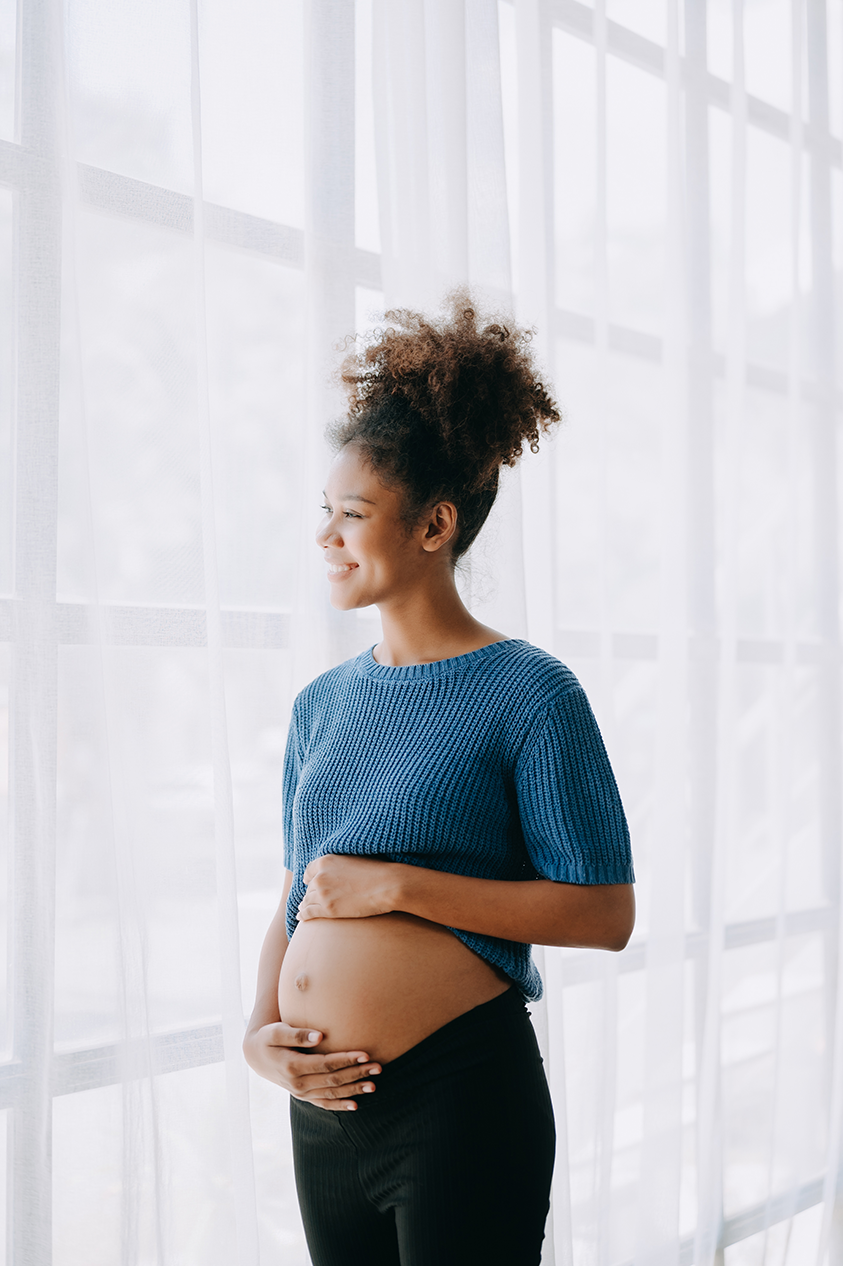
left=328, top=563, right=356, bottom=573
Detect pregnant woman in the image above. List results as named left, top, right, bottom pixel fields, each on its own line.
left=243, top=295, right=635, bottom=1266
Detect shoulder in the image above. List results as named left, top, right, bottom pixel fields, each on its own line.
left=483, top=642, right=609, bottom=764
left=462, top=640, right=588, bottom=757
left=478, top=639, right=583, bottom=709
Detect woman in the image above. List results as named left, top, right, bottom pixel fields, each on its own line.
left=243, top=296, right=635, bottom=1266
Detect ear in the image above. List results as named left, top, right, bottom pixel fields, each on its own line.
left=420, top=501, right=458, bottom=553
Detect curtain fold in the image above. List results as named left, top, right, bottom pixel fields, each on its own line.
left=189, top=0, right=260, bottom=1258
left=1, top=0, right=842, bottom=1262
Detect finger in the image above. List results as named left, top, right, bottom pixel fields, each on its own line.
left=302, top=855, right=325, bottom=884
left=266, top=1023, right=324, bottom=1048
left=290, top=1058, right=381, bottom=1089
left=296, top=902, right=324, bottom=922
left=285, top=1048, right=372, bottom=1074
left=290, top=1064, right=381, bottom=1099
left=308, top=1097, right=362, bottom=1112
left=298, top=1064, right=381, bottom=1091
left=296, top=1075, right=379, bottom=1104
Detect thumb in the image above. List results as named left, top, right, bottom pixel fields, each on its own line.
left=268, top=1022, right=323, bottom=1047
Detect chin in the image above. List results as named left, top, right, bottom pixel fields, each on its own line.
left=329, top=588, right=367, bottom=612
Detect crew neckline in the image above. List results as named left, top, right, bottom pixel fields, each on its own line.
left=356, top=638, right=525, bottom=681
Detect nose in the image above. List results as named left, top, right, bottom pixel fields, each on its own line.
left=315, top=511, right=342, bottom=550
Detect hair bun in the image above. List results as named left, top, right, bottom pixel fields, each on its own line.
left=331, top=289, right=561, bottom=557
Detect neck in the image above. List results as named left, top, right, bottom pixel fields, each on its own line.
left=373, top=569, right=506, bottom=667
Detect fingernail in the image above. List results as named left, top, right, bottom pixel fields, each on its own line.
left=363, top=1084, right=375, bottom=1093
left=346, top=1103, right=356, bottom=1111
left=308, top=1032, right=320, bottom=1042
left=356, top=1055, right=368, bottom=1063
left=368, top=1068, right=381, bottom=1075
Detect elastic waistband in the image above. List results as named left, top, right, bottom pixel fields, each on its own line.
left=366, top=986, right=533, bottom=1100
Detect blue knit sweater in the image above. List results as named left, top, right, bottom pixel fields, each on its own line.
left=282, top=639, right=633, bottom=1000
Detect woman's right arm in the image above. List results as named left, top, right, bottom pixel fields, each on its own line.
left=242, top=869, right=381, bottom=1111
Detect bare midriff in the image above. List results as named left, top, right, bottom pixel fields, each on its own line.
left=278, top=912, right=512, bottom=1064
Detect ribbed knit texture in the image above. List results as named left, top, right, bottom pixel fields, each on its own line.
left=283, top=639, right=633, bottom=1000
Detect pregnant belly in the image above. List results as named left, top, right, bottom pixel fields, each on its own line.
left=278, top=912, right=511, bottom=1064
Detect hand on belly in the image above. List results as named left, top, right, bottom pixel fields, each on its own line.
left=278, top=912, right=510, bottom=1065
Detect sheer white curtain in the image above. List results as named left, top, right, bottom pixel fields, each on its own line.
left=1, top=0, right=841, bottom=1263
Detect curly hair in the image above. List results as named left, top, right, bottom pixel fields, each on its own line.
left=329, top=290, right=561, bottom=559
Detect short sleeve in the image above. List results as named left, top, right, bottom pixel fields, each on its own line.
left=282, top=705, right=303, bottom=871
left=515, top=686, right=634, bottom=886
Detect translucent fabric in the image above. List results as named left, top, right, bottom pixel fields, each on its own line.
left=1, top=0, right=842, bottom=1264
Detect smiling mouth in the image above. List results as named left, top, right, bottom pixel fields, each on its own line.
left=327, top=563, right=358, bottom=574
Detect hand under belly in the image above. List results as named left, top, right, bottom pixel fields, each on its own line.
left=278, top=912, right=510, bottom=1064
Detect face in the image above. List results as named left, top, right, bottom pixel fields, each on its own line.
left=315, top=445, right=452, bottom=611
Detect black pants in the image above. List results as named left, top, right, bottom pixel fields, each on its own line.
left=290, top=987, right=556, bottom=1266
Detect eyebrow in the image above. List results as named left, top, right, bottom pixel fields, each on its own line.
left=324, top=491, right=376, bottom=505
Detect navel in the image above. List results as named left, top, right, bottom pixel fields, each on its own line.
left=295, top=973, right=309, bottom=992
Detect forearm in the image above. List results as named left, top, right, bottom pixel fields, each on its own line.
left=392, top=867, right=635, bottom=951
left=246, top=871, right=293, bottom=1035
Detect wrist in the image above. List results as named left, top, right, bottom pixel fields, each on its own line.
left=245, top=1007, right=279, bottom=1039
left=390, top=861, right=424, bottom=915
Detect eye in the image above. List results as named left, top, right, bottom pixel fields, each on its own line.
left=320, top=503, right=360, bottom=519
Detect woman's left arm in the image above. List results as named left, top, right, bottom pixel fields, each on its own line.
left=396, top=866, right=635, bottom=950
left=297, top=855, right=635, bottom=951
